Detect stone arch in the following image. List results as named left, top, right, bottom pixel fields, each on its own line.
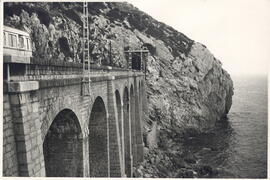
left=89, top=96, right=109, bottom=177
left=115, top=89, right=124, bottom=168
left=123, top=86, right=131, bottom=177
left=135, top=80, right=144, bottom=164
left=41, top=100, right=82, bottom=139
left=43, top=109, right=83, bottom=177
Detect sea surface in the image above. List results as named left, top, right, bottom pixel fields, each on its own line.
left=182, top=75, right=268, bottom=178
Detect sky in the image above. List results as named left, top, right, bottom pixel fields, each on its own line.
left=129, top=0, right=270, bottom=76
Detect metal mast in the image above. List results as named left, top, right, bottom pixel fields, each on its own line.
left=83, top=2, right=90, bottom=95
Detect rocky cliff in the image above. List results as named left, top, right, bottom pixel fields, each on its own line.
left=4, top=2, right=234, bottom=177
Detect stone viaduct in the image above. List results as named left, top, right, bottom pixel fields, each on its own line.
left=3, top=55, right=147, bottom=177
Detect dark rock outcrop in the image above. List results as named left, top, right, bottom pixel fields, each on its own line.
left=4, top=2, right=234, bottom=177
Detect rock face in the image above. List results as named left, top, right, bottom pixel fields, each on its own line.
left=4, top=2, right=234, bottom=177
left=148, top=42, right=234, bottom=138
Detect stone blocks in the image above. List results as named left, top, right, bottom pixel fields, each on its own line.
left=8, top=81, right=39, bottom=93
left=3, top=71, right=145, bottom=177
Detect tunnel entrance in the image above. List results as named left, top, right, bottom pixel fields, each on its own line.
left=43, top=109, right=83, bottom=177
left=89, top=97, right=109, bottom=177
left=131, top=53, right=141, bottom=70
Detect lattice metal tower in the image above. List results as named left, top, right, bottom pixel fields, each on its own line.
left=82, top=2, right=91, bottom=95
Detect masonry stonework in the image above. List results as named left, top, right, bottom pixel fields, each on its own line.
left=3, top=61, right=146, bottom=177
left=3, top=95, right=19, bottom=176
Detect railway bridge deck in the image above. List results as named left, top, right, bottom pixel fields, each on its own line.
left=3, top=58, right=147, bottom=177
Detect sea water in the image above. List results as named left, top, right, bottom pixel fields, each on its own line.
left=182, top=75, right=268, bottom=178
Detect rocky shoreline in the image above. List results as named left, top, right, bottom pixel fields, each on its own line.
left=135, top=124, right=228, bottom=178
left=134, top=143, right=220, bottom=178
left=135, top=118, right=236, bottom=178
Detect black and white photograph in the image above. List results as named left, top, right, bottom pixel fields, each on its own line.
left=1, top=0, right=268, bottom=178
